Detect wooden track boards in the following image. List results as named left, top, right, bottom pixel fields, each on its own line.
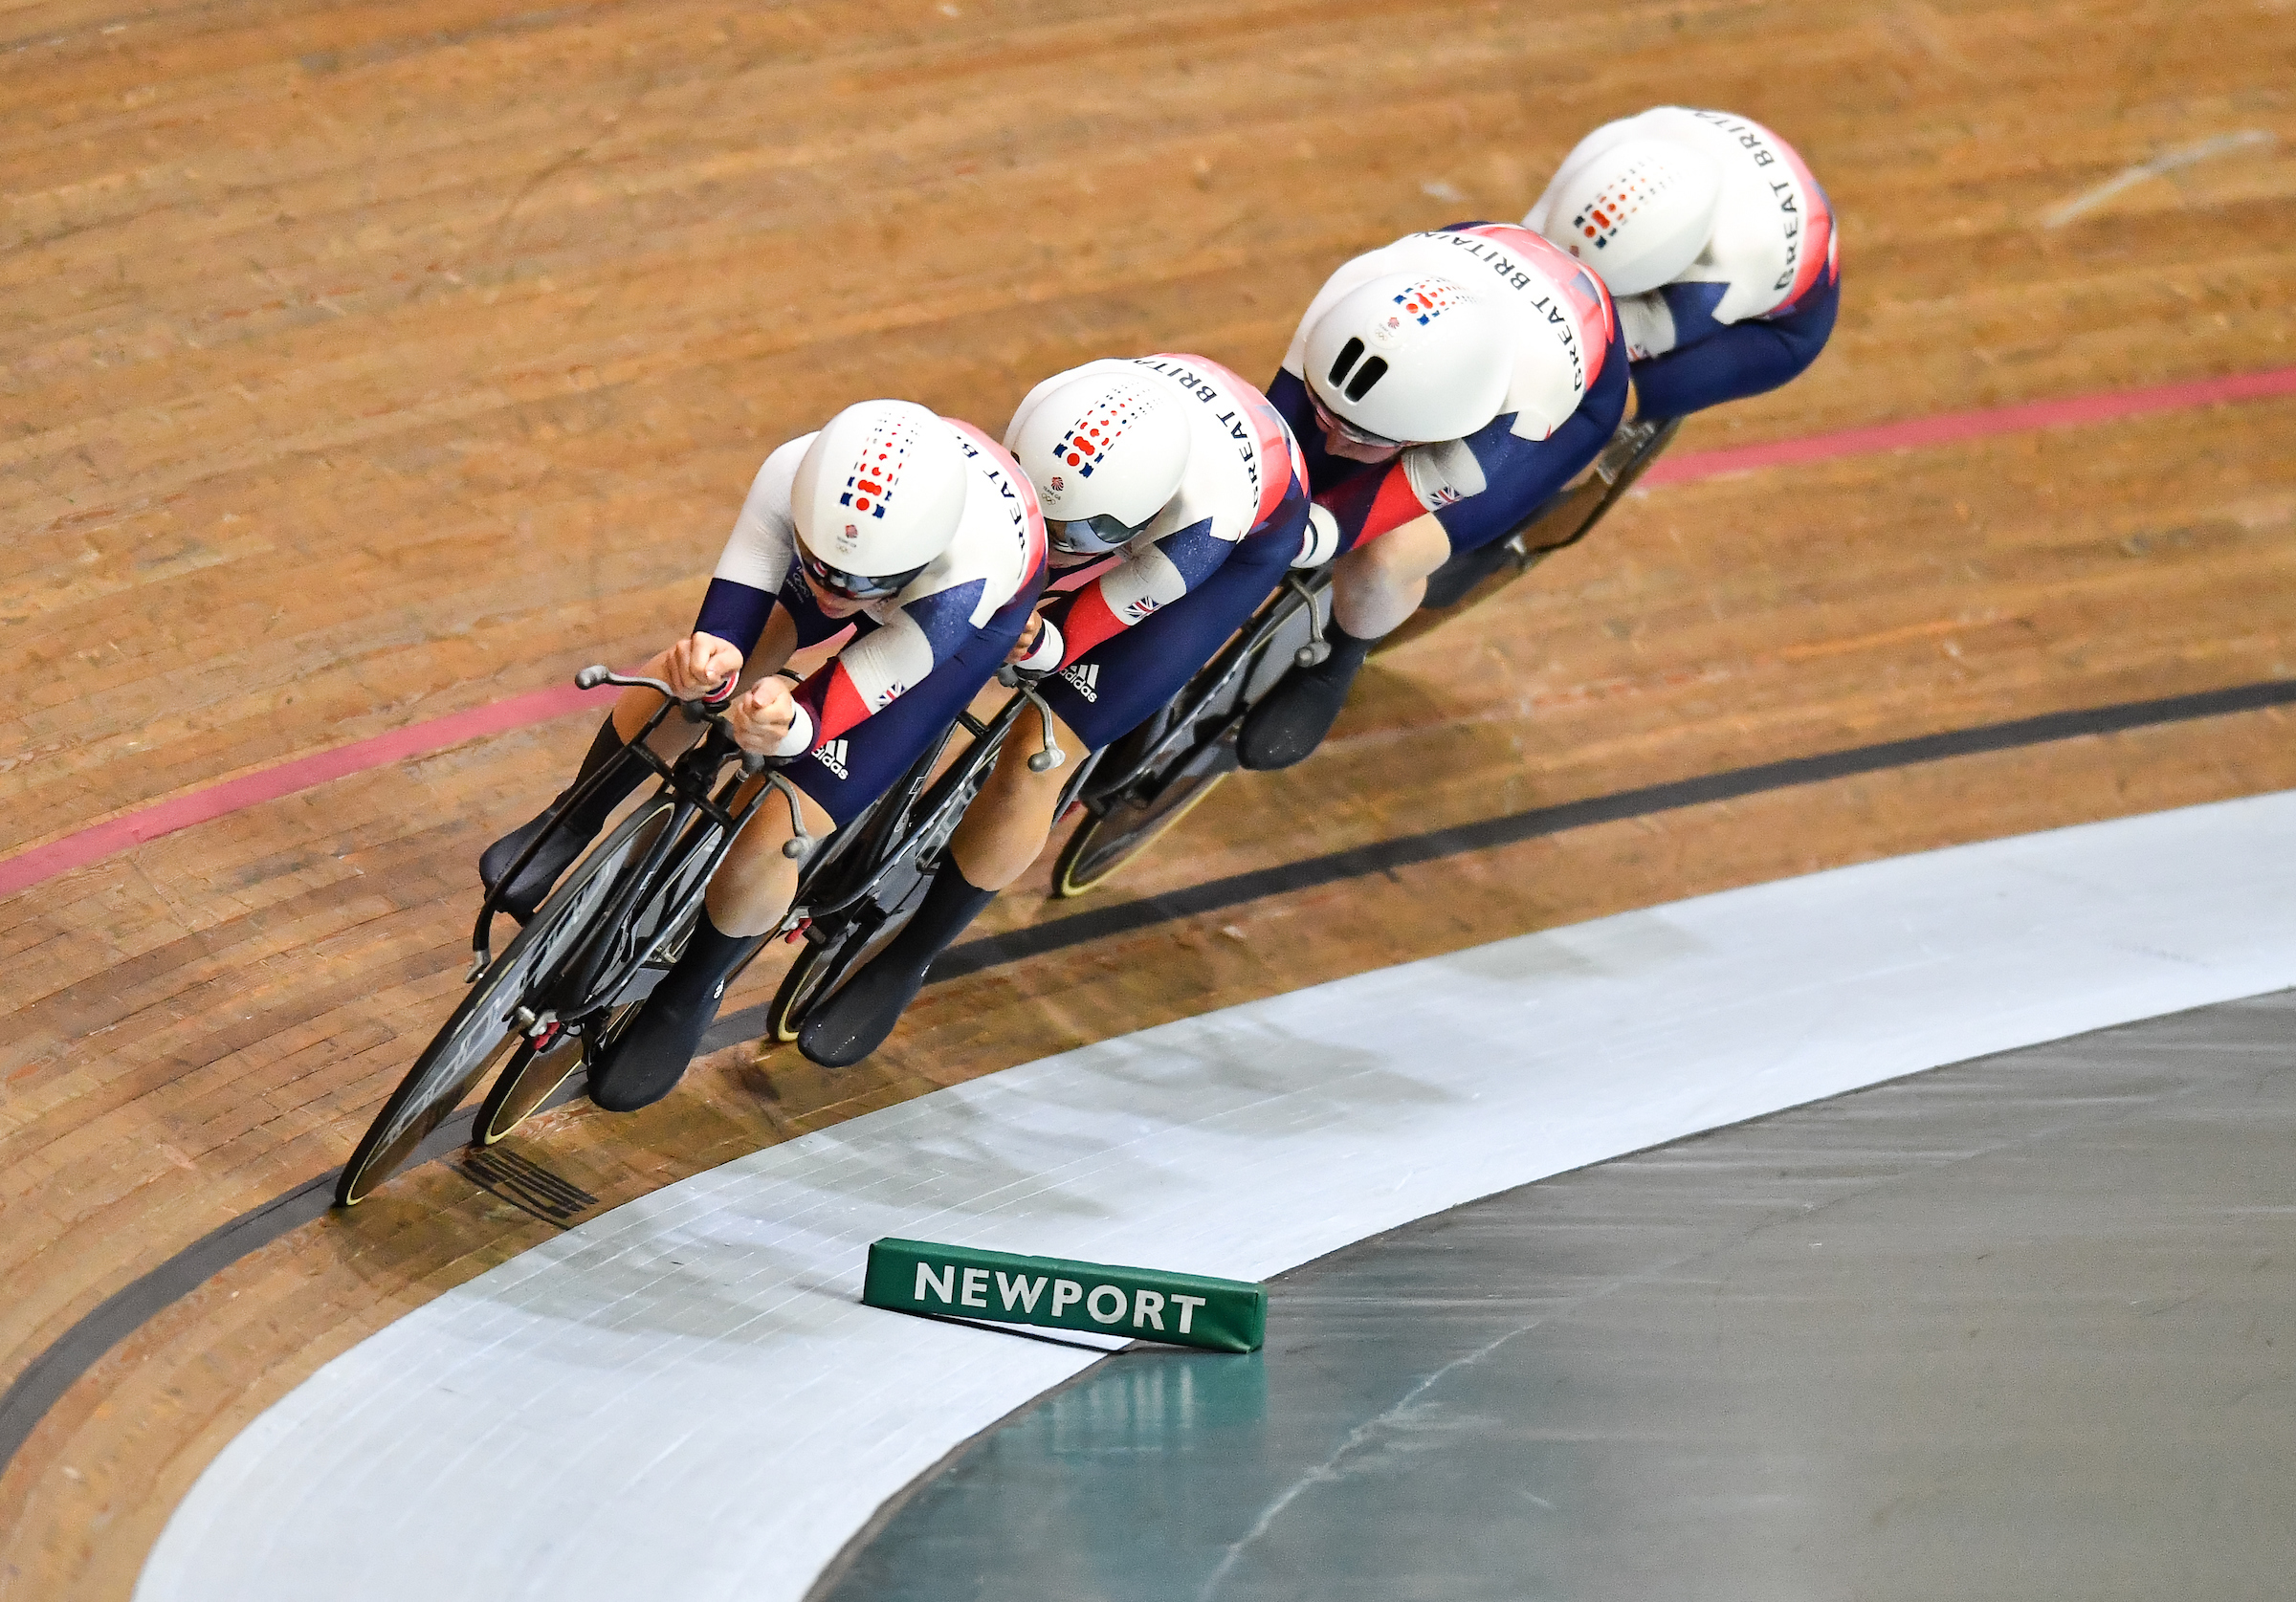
left=4, top=1, right=2294, bottom=1594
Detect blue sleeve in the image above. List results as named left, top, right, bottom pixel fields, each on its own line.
left=1630, top=271, right=1841, bottom=423
left=1430, top=318, right=1632, bottom=553
left=693, top=578, right=776, bottom=658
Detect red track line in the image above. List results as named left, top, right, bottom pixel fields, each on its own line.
left=0, top=683, right=608, bottom=901
left=1642, top=365, right=2296, bottom=486
left=6, top=365, right=2293, bottom=903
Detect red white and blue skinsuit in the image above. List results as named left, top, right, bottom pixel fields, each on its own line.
left=1269, top=224, right=1629, bottom=557
left=1017, top=354, right=1313, bottom=748
left=691, top=422, right=1047, bottom=821
left=1528, top=106, right=1841, bottom=422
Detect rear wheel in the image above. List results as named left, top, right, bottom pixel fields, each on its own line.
left=474, top=1031, right=584, bottom=1146
left=765, top=930, right=851, bottom=1043
left=336, top=800, right=672, bottom=1206
left=1053, top=765, right=1230, bottom=897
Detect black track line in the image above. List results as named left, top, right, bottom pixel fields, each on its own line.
left=7, top=674, right=2292, bottom=1483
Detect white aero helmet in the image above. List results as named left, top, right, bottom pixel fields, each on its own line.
left=1008, top=369, right=1191, bottom=555
left=1303, top=274, right=1510, bottom=448
left=1533, top=136, right=1721, bottom=297
left=790, top=399, right=969, bottom=599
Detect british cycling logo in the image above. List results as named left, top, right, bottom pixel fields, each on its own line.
left=1053, top=384, right=1152, bottom=479
left=840, top=415, right=915, bottom=521
left=1060, top=662, right=1099, bottom=702
left=1392, top=276, right=1467, bottom=327
left=814, top=739, right=850, bottom=779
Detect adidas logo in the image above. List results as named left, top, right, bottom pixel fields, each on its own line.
left=813, top=738, right=850, bottom=779
left=1060, top=662, right=1099, bottom=703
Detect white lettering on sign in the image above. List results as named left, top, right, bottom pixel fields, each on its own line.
left=915, top=1262, right=956, bottom=1305
left=1132, top=1290, right=1166, bottom=1330
left=996, top=1272, right=1047, bottom=1313
left=1050, top=1279, right=1084, bottom=1318
left=1170, top=1294, right=1207, bottom=1334
left=960, top=1267, right=989, bottom=1308
left=1086, top=1285, right=1127, bottom=1325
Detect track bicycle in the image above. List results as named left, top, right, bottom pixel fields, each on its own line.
left=334, top=669, right=811, bottom=1205
left=1048, top=414, right=1682, bottom=894
left=759, top=660, right=1088, bottom=1043
left=335, top=654, right=1083, bottom=1205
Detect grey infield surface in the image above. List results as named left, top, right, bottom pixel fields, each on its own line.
left=821, top=991, right=2296, bottom=1602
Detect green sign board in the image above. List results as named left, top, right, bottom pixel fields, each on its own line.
left=863, top=1237, right=1266, bottom=1353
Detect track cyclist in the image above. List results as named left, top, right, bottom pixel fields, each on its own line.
left=796, top=354, right=1315, bottom=1068
left=476, top=398, right=1049, bottom=1110
left=1237, top=223, right=1627, bottom=770
left=1526, top=105, right=1839, bottom=424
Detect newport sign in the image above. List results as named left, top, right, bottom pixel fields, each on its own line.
left=862, top=1237, right=1267, bottom=1353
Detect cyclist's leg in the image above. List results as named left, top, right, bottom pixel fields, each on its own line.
left=480, top=611, right=801, bottom=920
left=801, top=536, right=1295, bottom=1067
left=1241, top=374, right=1622, bottom=772
left=1237, top=513, right=1446, bottom=771
left=597, top=593, right=1034, bottom=1107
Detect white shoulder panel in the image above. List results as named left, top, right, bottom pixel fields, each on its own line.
left=1638, top=105, right=1819, bottom=324
left=922, top=429, right=1041, bottom=625
left=1132, top=358, right=1266, bottom=545
left=710, top=433, right=813, bottom=593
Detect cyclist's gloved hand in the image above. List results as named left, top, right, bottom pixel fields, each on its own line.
left=727, top=675, right=805, bottom=756
left=1292, top=504, right=1341, bottom=570
left=666, top=631, right=745, bottom=702
left=1009, top=613, right=1064, bottom=676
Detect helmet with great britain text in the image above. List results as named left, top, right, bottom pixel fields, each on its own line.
left=1302, top=273, right=1511, bottom=448
left=1007, top=368, right=1192, bottom=556
left=1532, top=136, right=1721, bottom=297
left=791, top=400, right=969, bottom=600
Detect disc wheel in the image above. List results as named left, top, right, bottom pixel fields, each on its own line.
left=1053, top=765, right=1229, bottom=897
left=473, top=1031, right=583, bottom=1146
left=336, top=801, right=672, bottom=1207
left=765, top=932, right=848, bottom=1044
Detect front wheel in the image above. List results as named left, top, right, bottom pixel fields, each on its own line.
left=1053, top=765, right=1230, bottom=897
left=765, top=931, right=850, bottom=1043
left=336, top=800, right=672, bottom=1207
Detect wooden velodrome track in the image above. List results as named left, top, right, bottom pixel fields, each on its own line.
left=4, top=0, right=2293, bottom=1593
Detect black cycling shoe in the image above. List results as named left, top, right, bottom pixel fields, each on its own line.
left=799, top=865, right=999, bottom=1068
left=588, top=910, right=761, bottom=1112
left=1236, top=624, right=1376, bottom=771
left=479, top=717, right=641, bottom=922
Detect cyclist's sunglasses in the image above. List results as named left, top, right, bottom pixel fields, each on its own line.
left=1047, top=511, right=1153, bottom=556
left=798, top=547, right=928, bottom=603
left=1309, top=391, right=1411, bottom=453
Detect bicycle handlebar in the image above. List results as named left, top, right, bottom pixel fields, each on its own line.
left=575, top=664, right=738, bottom=710
left=574, top=665, right=791, bottom=776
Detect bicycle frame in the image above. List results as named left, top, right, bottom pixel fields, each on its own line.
left=1081, top=563, right=1334, bottom=816
left=786, top=670, right=1085, bottom=938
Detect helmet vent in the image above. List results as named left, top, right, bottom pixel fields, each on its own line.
left=1327, top=338, right=1365, bottom=388
left=1344, top=357, right=1387, bottom=402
